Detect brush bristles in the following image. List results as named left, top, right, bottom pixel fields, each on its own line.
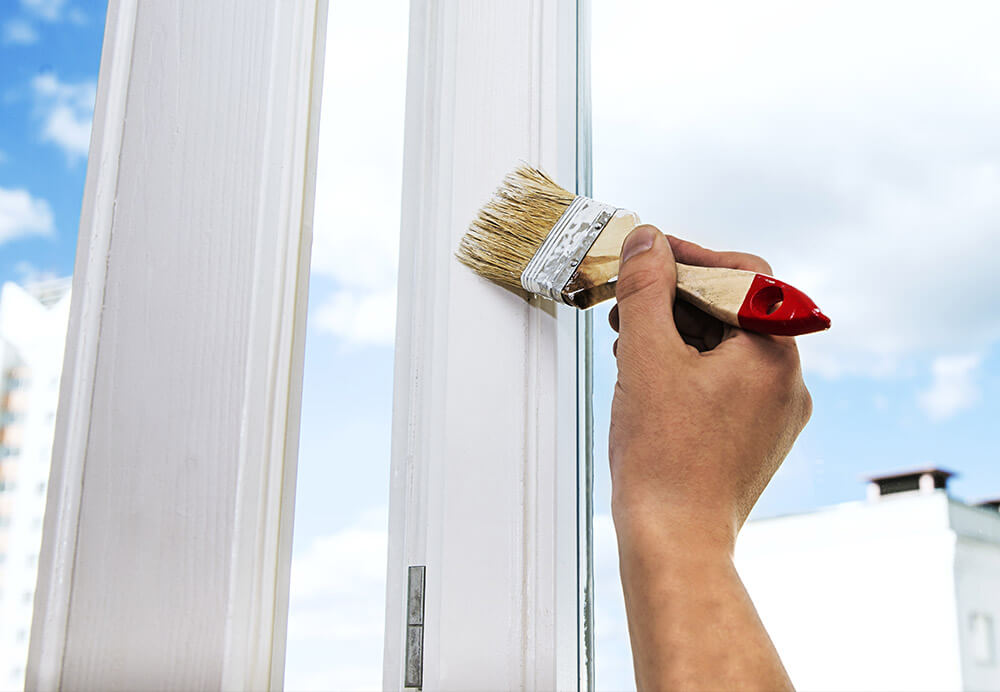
left=457, top=164, right=577, bottom=292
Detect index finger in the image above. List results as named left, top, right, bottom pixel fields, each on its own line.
left=666, top=235, right=773, bottom=275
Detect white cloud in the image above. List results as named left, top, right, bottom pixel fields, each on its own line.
left=591, top=1, right=1000, bottom=378
left=312, top=287, right=397, bottom=347
left=21, top=0, right=66, bottom=22
left=32, top=73, right=95, bottom=162
left=15, top=0, right=84, bottom=25
left=0, top=187, right=54, bottom=244
left=288, top=507, right=387, bottom=602
left=285, top=507, right=387, bottom=691
left=308, top=0, right=408, bottom=345
left=14, top=260, right=59, bottom=284
left=2, top=19, right=38, bottom=45
left=917, top=354, right=982, bottom=421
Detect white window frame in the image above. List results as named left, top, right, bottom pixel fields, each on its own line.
left=383, top=1, right=587, bottom=689
left=28, top=1, right=328, bottom=688
left=26, top=0, right=589, bottom=689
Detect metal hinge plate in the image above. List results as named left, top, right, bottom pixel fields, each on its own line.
left=404, top=565, right=425, bottom=688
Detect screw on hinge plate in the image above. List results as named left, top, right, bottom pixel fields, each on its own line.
left=404, top=565, right=425, bottom=689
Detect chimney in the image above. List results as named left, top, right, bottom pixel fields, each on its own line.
left=865, top=468, right=955, bottom=500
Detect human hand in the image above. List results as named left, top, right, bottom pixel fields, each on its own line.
left=607, top=225, right=809, bottom=691
left=608, top=224, right=813, bottom=554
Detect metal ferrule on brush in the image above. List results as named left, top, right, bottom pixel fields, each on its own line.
left=519, top=196, right=619, bottom=303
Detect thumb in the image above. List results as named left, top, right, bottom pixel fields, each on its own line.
left=614, top=225, right=686, bottom=355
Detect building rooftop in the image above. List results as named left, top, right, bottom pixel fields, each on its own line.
left=864, top=467, right=957, bottom=483
left=864, top=467, right=956, bottom=499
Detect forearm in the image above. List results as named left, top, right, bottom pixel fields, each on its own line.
left=617, top=520, right=794, bottom=692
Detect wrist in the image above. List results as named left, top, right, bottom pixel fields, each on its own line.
left=612, top=495, right=738, bottom=563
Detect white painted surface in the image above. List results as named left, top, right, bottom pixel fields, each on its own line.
left=735, top=492, right=1000, bottom=691
left=384, top=0, right=581, bottom=689
left=26, top=1, right=328, bottom=689
left=0, top=280, right=71, bottom=691
left=951, top=503, right=1000, bottom=691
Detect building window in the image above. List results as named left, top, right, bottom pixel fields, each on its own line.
left=3, top=374, right=27, bottom=390
left=971, top=612, right=997, bottom=666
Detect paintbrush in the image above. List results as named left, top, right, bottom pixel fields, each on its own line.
left=456, top=165, right=830, bottom=336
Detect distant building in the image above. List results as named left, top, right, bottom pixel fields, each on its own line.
left=0, top=279, right=71, bottom=690
left=736, top=468, right=1000, bottom=692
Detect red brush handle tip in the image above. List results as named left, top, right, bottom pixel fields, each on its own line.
left=737, top=274, right=831, bottom=336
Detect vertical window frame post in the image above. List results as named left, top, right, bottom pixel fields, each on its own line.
left=27, top=1, right=329, bottom=688
left=384, top=0, right=584, bottom=688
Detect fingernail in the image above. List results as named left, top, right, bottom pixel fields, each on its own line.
left=621, top=226, right=655, bottom=263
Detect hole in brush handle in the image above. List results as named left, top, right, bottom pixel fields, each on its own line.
left=738, top=274, right=831, bottom=336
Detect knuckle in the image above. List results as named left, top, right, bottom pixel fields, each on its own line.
left=800, top=384, right=814, bottom=422
left=771, top=356, right=802, bottom=391
left=752, top=342, right=806, bottom=397
left=779, top=372, right=812, bottom=423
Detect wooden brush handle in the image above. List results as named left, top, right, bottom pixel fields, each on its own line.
left=675, top=263, right=829, bottom=336
left=559, top=213, right=829, bottom=335
left=676, top=263, right=755, bottom=326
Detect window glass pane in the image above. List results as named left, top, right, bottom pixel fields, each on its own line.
left=591, top=2, right=1000, bottom=690
left=0, top=2, right=106, bottom=687
left=970, top=612, right=996, bottom=667
left=285, top=2, right=408, bottom=689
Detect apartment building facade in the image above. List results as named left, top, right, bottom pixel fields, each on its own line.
left=0, top=279, right=71, bottom=690
left=736, top=469, right=1000, bottom=691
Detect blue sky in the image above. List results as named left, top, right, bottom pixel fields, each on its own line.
left=5, top=1, right=1000, bottom=690
left=0, top=0, right=104, bottom=283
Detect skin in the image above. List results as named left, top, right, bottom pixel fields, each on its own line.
left=608, top=224, right=813, bottom=691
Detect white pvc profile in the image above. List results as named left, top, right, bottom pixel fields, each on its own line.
left=27, top=1, right=328, bottom=688
left=384, top=0, right=584, bottom=688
